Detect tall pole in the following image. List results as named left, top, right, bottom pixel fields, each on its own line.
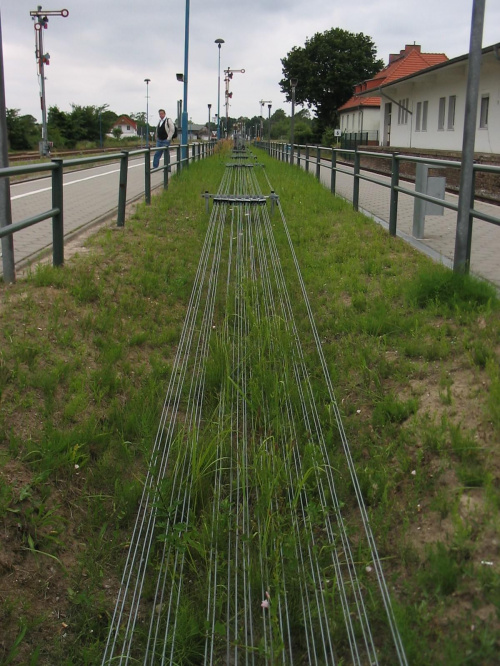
left=290, top=78, right=298, bottom=165
left=144, top=78, right=150, bottom=147
left=208, top=103, right=211, bottom=140
left=215, top=39, right=224, bottom=140
left=0, top=9, right=15, bottom=283
left=181, top=0, right=190, bottom=160
left=30, top=7, right=69, bottom=157
left=453, top=0, right=486, bottom=273
left=268, top=103, right=272, bottom=142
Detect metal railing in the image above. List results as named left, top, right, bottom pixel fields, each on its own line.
left=260, top=141, right=500, bottom=277
left=0, top=141, right=216, bottom=283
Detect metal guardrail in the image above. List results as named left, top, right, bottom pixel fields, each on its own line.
left=0, top=141, right=216, bottom=283
left=260, top=141, right=500, bottom=276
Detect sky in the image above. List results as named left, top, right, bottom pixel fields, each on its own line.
left=1, top=0, right=499, bottom=128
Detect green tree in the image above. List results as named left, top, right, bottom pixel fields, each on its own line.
left=6, top=109, right=40, bottom=151
left=48, top=105, right=117, bottom=148
left=280, top=28, right=383, bottom=135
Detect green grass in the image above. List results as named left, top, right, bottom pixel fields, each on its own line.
left=0, top=144, right=499, bottom=664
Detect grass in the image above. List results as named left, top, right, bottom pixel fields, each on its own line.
left=1, top=143, right=499, bottom=664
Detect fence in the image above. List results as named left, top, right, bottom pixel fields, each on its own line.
left=0, top=141, right=215, bottom=284
left=260, top=141, right=500, bottom=279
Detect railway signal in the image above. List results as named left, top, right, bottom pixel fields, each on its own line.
left=29, top=6, right=69, bottom=156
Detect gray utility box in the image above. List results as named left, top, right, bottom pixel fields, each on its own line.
left=412, top=163, right=446, bottom=239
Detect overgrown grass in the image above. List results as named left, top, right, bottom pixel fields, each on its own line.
left=0, top=145, right=499, bottom=664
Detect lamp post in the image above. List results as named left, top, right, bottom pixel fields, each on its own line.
left=144, top=78, right=150, bottom=147
left=268, top=103, right=272, bottom=142
left=181, top=0, right=190, bottom=161
left=207, top=103, right=212, bottom=141
left=290, top=77, right=298, bottom=165
left=214, top=38, right=224, bottom=140
left=259, top=100, right=271, bottom=141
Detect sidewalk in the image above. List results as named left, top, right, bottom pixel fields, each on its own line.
left=312, top=157, right=500, bottom=290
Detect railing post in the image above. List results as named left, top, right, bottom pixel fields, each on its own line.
left=177, top=144, right=181, bottom=172
left=117, top=150, right=128, bottom=227
left=305, top=145, right=310, bottom=173
left=464, top=167, right=476, bottom=273
left=163, top=148, right=170, bottom=190
left=51, top=158, right=64, bottom=266
left=316, top=146, right=321, bottom=180
left=353, top=149, right=360, bottom=211
left=191, top=143, right=195, bottom=165
left=389, top=152, right=400, bottom=236
left=330, top=149, right=336, bottom=195
left=297, top=145, right=301, bottom=168
left=145, top=149, right=151, bottom=205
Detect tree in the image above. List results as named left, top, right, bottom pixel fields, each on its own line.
left=6, top=109, right=40, bottom=151
left=48, top=105, right=117, bottom=148
left=280, top=28, right=383, bottom=134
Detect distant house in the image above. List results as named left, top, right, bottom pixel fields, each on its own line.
left=338, top=44, right=448, bottom=140
left=367, top=43, right=500, bottom=153
left=108, top=115, right=138, bottom=138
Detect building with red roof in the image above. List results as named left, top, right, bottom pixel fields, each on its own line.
left=338, top=44, right=448, bottom=139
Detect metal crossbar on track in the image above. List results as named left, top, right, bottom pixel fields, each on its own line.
left=102, top=147, right=408, bottom=665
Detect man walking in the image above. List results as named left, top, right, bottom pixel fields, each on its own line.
left=153, top=109, right=175, bottom=169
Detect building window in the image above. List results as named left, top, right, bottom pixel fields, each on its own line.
left=438, top=97, right=446, bottom=130
left=447, top=96, right=456, bottom=130
left=415, top=102, right=422, bottom=131
left=422, top=101, right=428, bottom=131
left=398, top=98, right=409, bottom=125
left=479, top=95, right=489, bottom=128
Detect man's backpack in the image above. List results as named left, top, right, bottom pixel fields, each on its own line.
left=171, top=120, right=178, bottom=140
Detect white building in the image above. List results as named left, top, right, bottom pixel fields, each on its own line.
left=373, top=44, right=500, bottom=153
left=108, top=115, right=138, bottom=138
left=338, top=44, right=448, bottom=141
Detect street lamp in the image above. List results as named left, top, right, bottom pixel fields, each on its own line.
left=290, top=77, right=298, bottom=165
left=259, top=100, right=271, bottom=141
left=215, top=38, right=224, bottom=140
left=208, top=103, right=212, bottom=141
left=181, top=1, right=190, bottom=161
left=268, top=103, right=272, bottom=142
left=144, top=78, right=150, bottom=147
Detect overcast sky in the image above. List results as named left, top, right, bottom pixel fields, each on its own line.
left=2, top=0, right=499, bottom=127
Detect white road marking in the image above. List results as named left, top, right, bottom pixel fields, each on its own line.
left=11, top=161, right=145, bottom=201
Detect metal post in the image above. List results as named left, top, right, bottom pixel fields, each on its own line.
left=290, top=78, right=297, bottom=165
left=330, top=149, right=336, bottom=194
left=353, top=149, right=360, bottom=211
left=0, top=11, right=14, bottom=283
left=29, top=6, right=69, bottom=157
left=51, top=158, right=64, bottom=266
left=316, top=146, right=321, bottom=180
left=305, top=145, right=309, bottom=172
left=208, top=103, right=211, bottom=142
left=215, top=39, right=224, bottom=140
left=454, top=0, right=486, bottom=273
left=268, top=103, right=272, bottom=142
left=144, top=78, right=150, bottom=148
left=297, top=144, right=301, bottom=168
left=117, top=151, right=128, bottom=227
left=181, top=0, right=190, bottom=162
left=389, top=152, right=400, bottom=236
left=163, top=148, right=169, bottom=189
left=145, top=150, right=151, bottom=204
